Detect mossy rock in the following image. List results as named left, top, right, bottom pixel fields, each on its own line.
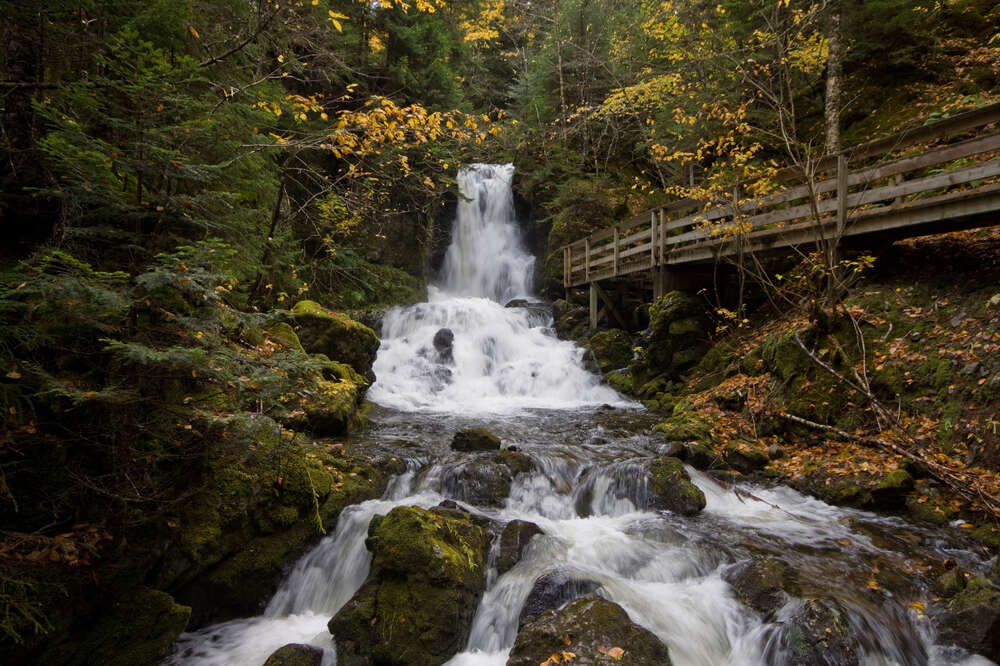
left=605, top=370, right=633, bottom=394
left=507, top=594, right=673, bottom=666
left=648, top=291, right=703, bottom=338
left=290, top=300, right=379, bottom=384
left=263, top=643, right=325, bottom=666
left=723, top=558, right=798, bottom=618
left=265, top=322, right=306, bottom=354
left=935, top=576, right=1000, bottom=661
left=329, top=506, right=491, bottom=666
left=587, top=329, right=633, bottom=373
left=443, top=459, right=514, bottom=508
left=792, top=463, right=912, bottom=511
left=760, top=331, right=806, bottom=382
left=779, top=599, right=859, bottom=666
left=905, top=480, right=959, bottom=525
left=39, top=587, right=190, bottom=666
left=648, top=456, right=706, bottom=515
left=653, top=402, right=713, bottom=443
left=492, top=449, right=536, bottom=476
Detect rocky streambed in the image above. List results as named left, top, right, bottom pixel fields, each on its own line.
left=169, top=406, right=1000, bottom=666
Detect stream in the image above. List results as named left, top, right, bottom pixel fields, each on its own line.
left=169, top=165, right=997, bottom=666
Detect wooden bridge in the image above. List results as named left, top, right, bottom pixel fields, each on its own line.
left=562, top=103, right=1000, bottom=330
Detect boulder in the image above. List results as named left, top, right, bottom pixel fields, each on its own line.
left=433, top=327, right=455, bottom=363
left=290, top=300, right=380, bottom=385
left=443, top=459, right=514, bottom=508
left=587, top=329, right=633, bottom=373
left=498, top=520, right=544, bottom=575
left=519, top=573, right=600, bottom=627
left=630, top=291, right=711, bottom=384
left=779, top=599, right=859, bottom=666
left=936, top=575, right=1000, bottom=661
left=452, top=427, right=502, bottom=452
left=722, top=558, right=797, bottom=617
left=508, top=594, right=672, bottom=666
left=329, top=505, right=491, bottom=666
left=263, top=643, right=325, bottom=666
left=648, top=457, right=706, bottom=516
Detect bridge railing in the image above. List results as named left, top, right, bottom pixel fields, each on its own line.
left=562, top=102, right=1000, bottom=288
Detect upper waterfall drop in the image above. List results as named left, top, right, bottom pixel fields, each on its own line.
left=367, top=164, right=628, bottom=413
left=440, top=163, right=534, bottom=302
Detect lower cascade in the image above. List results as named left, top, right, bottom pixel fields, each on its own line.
left=169, top=166, right=998, bottom=666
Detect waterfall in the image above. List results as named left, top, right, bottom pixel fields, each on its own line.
left=368, top=163, right=626, bottom=413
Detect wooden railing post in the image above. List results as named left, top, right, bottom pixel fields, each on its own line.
left=836, top=154, right=848, bottom=236
left=650, top=210, right=657, bottom=267
left=612, top=228, right=619, bottom=277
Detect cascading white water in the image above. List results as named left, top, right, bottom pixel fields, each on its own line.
left=368, top=163, right=625, bottom=413
left=169, top=163, right=997, bottom=666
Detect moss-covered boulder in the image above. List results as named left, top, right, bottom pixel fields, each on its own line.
left=329, top=505, right=491, bottom=666
left=587, top=329, right=633, bottom=373
left=723, top=558, right=798, bottom=618
left=779, top=599, right=859, bottom=666
left=452, top=427, right=502, bottom=451
left=791, top=464, right=913, bottom=510
left=278, top=359, right=368, bottom=436
left=631, top=291, right=711, bottom=384
left=263, top=643, right=325, bottom=666
left=648, top=457, right=706, bottom=516
left=508, top=594, right=672, bottom=666
left=444, top=459, right=515, bottom=507
left=724, top=440, right=770, bottom=473
left=290, top=300, right=380, bottom=385
left=935, top=575, right=1000, bottom=661
left=39, top=587, right=190, bottom=666
left=498, top=520, right=544, bottom=575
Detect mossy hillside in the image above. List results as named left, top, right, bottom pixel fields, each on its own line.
left=37, top=587, right=190, bottom=666
left=289, top=300, right=380, bottom=385
left=157, top=417, right=394, bottom=625
left=329, top=505, right=491, bottom=666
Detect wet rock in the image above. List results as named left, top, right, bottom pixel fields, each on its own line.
left=290, top=300, right=380, bottom=386
left=779, top=599, right=859, bottom=666
left=587, top=329, right=633, bottom=373
left=505, top=299, right=531, bottom=308
left=329, top=505, right=491, bottom=666
left=509, top=594, right=673, bottom=666
left=936, top=575, right=1000, bottom=661
left=452, top=427, right=502, bottom=452
left=493, top=449, right=536, bottom=476
left=681, top=441, right=719, bottom=469
left=519, top=574, right=601, bottom=626
left=933, top=569, right=967, bottom=597
left=723, top=558, right=798, bottom=618
left=263, top=643, right=325, bottom=666
left=648, top=456, right=706, bottom=516
left=443, top=459, right=513, bottom=508
left=433, top=327, right=455, bottom=362
left=498, top=520, right=544, bottom=575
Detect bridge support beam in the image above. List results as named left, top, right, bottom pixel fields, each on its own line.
left=589, top=282, right=598, bottom=331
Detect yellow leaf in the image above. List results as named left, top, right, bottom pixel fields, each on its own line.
left=910, top=601, right=925, bottom=611
left=596, top=645, right=625, bottom=659
left=188, top=26, right=200, bottom=39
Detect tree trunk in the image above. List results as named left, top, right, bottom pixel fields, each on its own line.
left=824, top=0, right=843, bottom=156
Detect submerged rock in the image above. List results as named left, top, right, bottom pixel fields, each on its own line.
left=723, top=558, right=798, bottom=618
left=263, top=643, right=325, bottom=666
left=508, top=594, right=672, bottom=666
left=519, top=573, right=600, bottom=627
left=936, top=575, right=1000, bottom=661
left=329, top=505, right=491, bottom=666
left=452, top=427, right=502, bottom=451
left=648, top=456, right=706, bottom=515
left=498, top=520, right=544, bottom=575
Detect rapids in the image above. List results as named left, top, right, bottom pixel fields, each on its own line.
left=168, top=165, right=997, bottom=666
